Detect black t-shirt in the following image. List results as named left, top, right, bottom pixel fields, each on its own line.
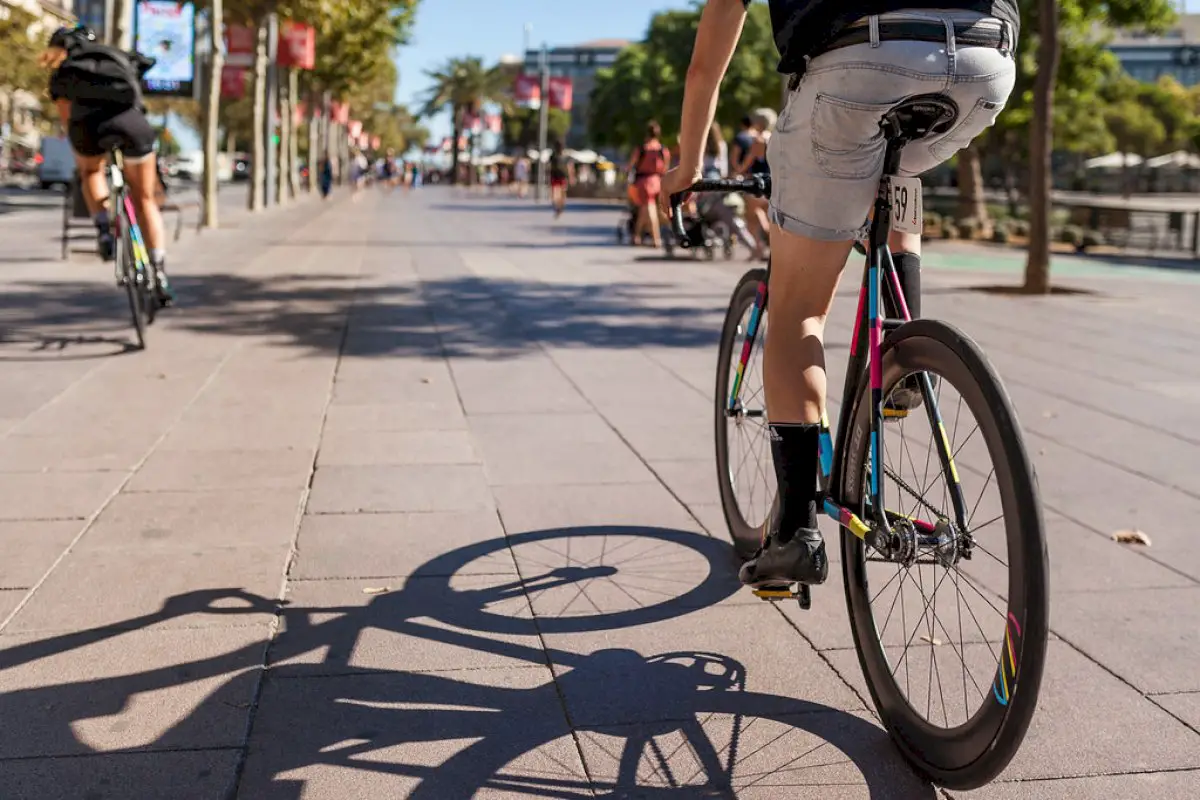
left=760, top=1, right=1021, bottom=75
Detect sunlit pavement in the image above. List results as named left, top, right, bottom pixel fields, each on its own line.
left=0, top=186, right=1197, bottom=798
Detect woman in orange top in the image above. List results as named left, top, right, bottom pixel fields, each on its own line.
left=627, top=121, right=670, bottom=248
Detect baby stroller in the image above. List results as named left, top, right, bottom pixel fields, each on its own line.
left=662, top=193, right=736, bottom=260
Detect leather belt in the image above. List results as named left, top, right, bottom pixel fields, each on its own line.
left=825, top=20, right=1009, bottom=54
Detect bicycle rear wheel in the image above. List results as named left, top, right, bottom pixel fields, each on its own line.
left=837, top=319, right=1048, bottom=789
left=714, top=268, right=775, bottom=558
left=116, top=218, right=147, bottom=350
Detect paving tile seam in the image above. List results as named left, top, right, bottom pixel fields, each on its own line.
left=768, top=602, right=880, bottom=718
left=0, top=620, right=274, bottom=640
left=286, top=571, right=516, bottom=582
left=957, top=295, right=1200, bottom=365
left=265, top=664, right=550, bottom=681
left=975, top=764, right=1200, bottom=785
left=1025, top=425, right=1200, bottom=508
left=0, top=342, right=249, bottom=635
left=1148, top=695, right=1200, bottom=739
left=487, top=499, right=604, bottom=793
left=1049, top=628, right=1200, bottom=735
left=224, top=218, right=369, bottom=799
left=0, top=744, right=243, bottom=764
left=989, top=368, right=1200, bottom=450
left=1046, top=506, right=1200, bottom=587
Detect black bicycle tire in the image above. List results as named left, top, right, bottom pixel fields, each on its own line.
left=837, top=318, right=1048, bottom=789
left=117, top=209, right=147, bottom=350
left=714, top=268, right=772, bottom=559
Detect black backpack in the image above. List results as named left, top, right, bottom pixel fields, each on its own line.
left=51, top=41, right=154, bottom=107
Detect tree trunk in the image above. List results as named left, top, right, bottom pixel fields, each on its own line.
left=288, top=71, right=300, bottom=198
left=1024, top=0, right=1060, bottom=295
left=276, top=69, right=290, bottom=204
left=307, top=92, right=319, bottom=193
left=249, top=20, right=268, bottom=211
left=450, top=106, right=462, bottom=185
left=956, top=144, right=990, bottom=227
left=200, top=0, right=223, bottom=230
left=111, top=0, right=132, bottom=48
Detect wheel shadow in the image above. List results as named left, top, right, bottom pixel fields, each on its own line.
left=0, top=525, right=934, bottom=798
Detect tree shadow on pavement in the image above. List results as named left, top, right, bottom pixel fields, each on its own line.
left=0, top=525, right=933, bottom=799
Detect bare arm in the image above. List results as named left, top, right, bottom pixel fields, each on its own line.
left=55, top=99, right=70, bottom=130
left=675, top=0, right=749, bottom=179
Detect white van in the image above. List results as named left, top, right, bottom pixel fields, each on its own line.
left=37, top=136, right=75, bottom=190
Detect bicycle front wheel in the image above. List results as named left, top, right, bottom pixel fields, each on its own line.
left=117, top=221, right=147, bottom=350
left=714, top=268, right=775, bottom=558
left=837, top=319, right=1048, bottom=789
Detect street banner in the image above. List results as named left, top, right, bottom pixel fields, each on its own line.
left=331, top=102, right=350, bottom=125
left=133, top=0, right=196, bottom=98
left=277, top=21, right=315, bottom=70
left=224, top=24, right=256, bottom=69
left=348, top=120, right=363, bottom=138
left=513, top=74, right=541, bottom=109
left=220, top=66, right=247, bottom=99
left=485, top=114, right=503, bottom=134
left=371, top=135, right=381, bottom=150
left=548, top=76, right=573, bottom=111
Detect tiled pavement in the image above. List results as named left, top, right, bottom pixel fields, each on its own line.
left=0, top=186, right=1197, bottom=798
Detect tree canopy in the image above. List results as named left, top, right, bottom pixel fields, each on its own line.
left=589, top=3, right=782, bottom=149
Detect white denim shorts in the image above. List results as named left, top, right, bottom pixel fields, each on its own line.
left=767, top=10, right=1018, bottom=241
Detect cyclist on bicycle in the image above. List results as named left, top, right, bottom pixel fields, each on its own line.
left=661, top=1, right=1018, bottom=589
left=42, top=24, right=175, bottom=306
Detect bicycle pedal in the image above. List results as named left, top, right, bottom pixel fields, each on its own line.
left=882, top=407, right=909, bottom=420
left=753, top=585, right=812, bottom=609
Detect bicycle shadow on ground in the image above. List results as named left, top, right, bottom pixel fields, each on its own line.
left=0, top=525, right=933, bottom=798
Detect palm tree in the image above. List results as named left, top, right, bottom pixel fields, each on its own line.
left=1024, top=0, right=1060, bottom=294
left=421, top=57, right=509, bottom=184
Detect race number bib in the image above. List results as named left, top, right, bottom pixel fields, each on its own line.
left=890, top=177, right=923, bottom=235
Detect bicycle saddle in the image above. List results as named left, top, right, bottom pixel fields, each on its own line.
left=881, top=94, right=960, bottom=141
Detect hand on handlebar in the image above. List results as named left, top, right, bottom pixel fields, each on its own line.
left=658, top=166, right=701, bottom=221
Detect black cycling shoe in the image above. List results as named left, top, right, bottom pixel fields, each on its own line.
left=153, top=267, right=176, bottom=307
left=96, top=228, right=115, bottom=262
left=739, top=527, right=829, bottom=588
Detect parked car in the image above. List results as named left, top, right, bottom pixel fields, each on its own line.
left=173, top=151, right=204, bottom=181
left=37, top=136, right=75, bottom=190
left=232, top=155, right=250, bottom=181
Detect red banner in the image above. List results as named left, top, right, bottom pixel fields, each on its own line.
left=484, top=114, right=502, bottom=134
left=277, top=21, right=315, bottom=70
left=371, top=135, right=381, bottom=151
left=512, top=74, right=541, bottom=108
left=220, top=67, right=247, bottom=100
left=348, top=120, right=363, bottom=138
left=331, top=102, right=350, bottom=125
left=548, top=77, right=573, bottom=111
left=224, top=25, right=256, bottom=68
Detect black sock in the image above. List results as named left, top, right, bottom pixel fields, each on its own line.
left=893, top=252, right=921, bottom=319
left=769, top=423, right=819, bottom=540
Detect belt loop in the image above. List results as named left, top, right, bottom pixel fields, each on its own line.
left=869, top=15, right=881, bottom=48
left=1001, top=20, right=1014, bottom=55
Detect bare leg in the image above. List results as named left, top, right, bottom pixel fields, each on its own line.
left=122, top=154, right=165, bottom=254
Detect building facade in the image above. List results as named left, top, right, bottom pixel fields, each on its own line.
left=1109, top=14, right=1200, bottom=86
left=522, top=39, right=628, bottom=147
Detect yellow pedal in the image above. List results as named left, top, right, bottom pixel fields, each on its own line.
left=753, top=588, right=798, bottom=600
left=883, top=407, right=909, bottom=419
